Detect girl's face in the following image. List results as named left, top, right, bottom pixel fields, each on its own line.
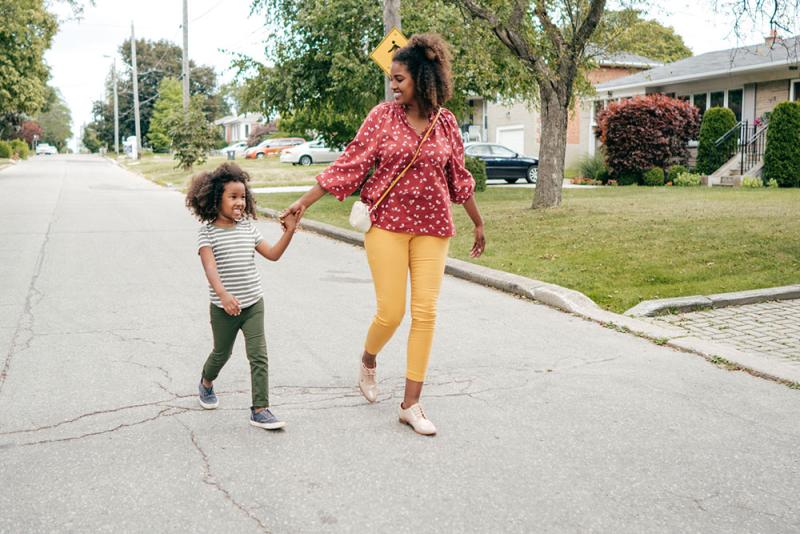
left=218, top=181, right=247, bottom=223
left=390, top=61, right=416, bottom=106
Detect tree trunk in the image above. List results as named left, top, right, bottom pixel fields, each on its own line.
left=533, top=85, right=569, bottom=209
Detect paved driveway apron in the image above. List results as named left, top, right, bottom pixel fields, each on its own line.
left=1, top=156, right=799, bottom=533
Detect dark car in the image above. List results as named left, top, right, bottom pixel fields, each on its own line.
left=464, top=143, right=538, bottom=184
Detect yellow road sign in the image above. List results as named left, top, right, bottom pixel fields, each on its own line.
left=369, top=27, right=408, bottom=76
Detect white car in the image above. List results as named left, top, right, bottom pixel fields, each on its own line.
left=219, top=141, right=248, bottom=157
left=36, top=143, right=58, bottom=155
left=280, top=140, right=343, bottom=166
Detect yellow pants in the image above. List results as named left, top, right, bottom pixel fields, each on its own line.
left=364, top=227, right=450, bottom=382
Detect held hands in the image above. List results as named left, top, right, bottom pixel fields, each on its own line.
left=220, top=291, right=241, bottom=316
left=470, top=224, right=485, bottom=258
left=281, top=210, right=299, bottom=232
left=279, top=201, right=306, bottom=230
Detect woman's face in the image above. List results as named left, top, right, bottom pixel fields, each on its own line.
left=390, top=61, right=415, bottom=106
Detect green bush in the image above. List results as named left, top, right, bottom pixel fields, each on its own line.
left=767, top=178, right=779, bottom=188
left=465, top=156, right=487, bottom=192
left=696, top=107, right=737, bottom=174
left=642, top=167, right=665, bottom=186
left=576, top=151, right=609, bottom=182
left=0, top=140, right=11, bottom=158
left=667, top=164, right=688, bottom=183
left=674, top=172, right=702, bottom=186
left=741, top=176, right=763, bottom=188
left=10, top=139, right=29, bottom=159
left=617, top=170, right=640, bottom=186
left=763, top=101, right=800, bottom=187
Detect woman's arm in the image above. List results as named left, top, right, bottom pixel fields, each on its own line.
left=199, top=247, right=241, bottom=315
left=282, top=183, right=327, bottom=221
left=462, top=195, right=485, bottom=258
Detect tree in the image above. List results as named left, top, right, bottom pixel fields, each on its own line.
left=36, top=87, right=73, bottom=152
left=168, top=95, right=216, bottom=170
left=243, top=0, right=533, bottom=148
left=82, top=126, right=102, bottom=153
left=695, top=107, right=737, bottom=175
left=18, top=120, right=43, bottom=147
left=593, top=9, right=692, bottom=63
left=0, top=0, right=57, bottom=119
left=147, top=78, right=183, bottom=153
left=763, top=101, right=800, bottom=187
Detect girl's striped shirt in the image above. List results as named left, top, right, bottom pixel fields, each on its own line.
left=197, top=220, right=263, bottom=309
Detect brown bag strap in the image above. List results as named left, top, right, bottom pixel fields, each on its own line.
left=370, top=108, right=444, bottom=213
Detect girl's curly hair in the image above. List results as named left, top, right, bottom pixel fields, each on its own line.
left=392, top=33, right=453, bottom=115
left=185, top=163, right=257, bottom=223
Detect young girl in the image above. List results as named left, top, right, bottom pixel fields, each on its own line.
left=185, top=163, right=297, bottom=430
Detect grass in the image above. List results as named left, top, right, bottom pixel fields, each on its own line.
left=255, top=186, right=800, bottom=313
left=119, top=154, right=321, bottom=188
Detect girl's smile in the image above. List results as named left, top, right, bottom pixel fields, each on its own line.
left=218, top=181, right=247, bottom=225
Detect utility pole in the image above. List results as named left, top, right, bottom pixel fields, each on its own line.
left=130, top=22, right=142, bottom=158
left=182, top=0, right=190, bottom=112
left=383, top=0, right=400, bottom=102
left=112, top=58, right=119, bottom=155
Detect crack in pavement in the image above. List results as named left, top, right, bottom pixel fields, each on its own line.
left=178, top=419, right=271, bottom=533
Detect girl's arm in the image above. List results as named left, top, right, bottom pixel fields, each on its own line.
left=199, top=246, right=241, bottom=315
left=462, top=195, right=485, bottom=258
left=256, top=214, right=298, bottom=261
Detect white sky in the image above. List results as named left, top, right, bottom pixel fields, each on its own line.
left=46, top=0, right=774, bottom=151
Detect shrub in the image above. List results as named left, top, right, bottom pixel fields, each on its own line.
left=767, top=178, right=779, bottom=188
left=617, top=170, right=640, bottom=186
left=596, top=94, right=699, bottom=180
left=667, top=164, right=688, bottom=183
left=763, top=101, right=800, bottom=187
left=10, top=139, right=29, bottom=159
left=465, top=156, right=487, bottom=192
left=674, top=172, right=702, bottom=186
left=741, top=176, right=763, bottom=188
left=696, top=107, right=737, bottom=174
left=0, top=140, right=11, bottom=158
left=642, top=167, right=665, bottom=186
left=576, top=151, right=608, bottom=182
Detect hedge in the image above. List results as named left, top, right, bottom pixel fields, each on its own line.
left=0, top=140, right=11, bottom=159
left=465, top=156, right=487, bottom=192
left=763, top=101, right=800, bottom=187
left=696, top=107, right=737, bottom=175
left=10, top=139, right=29, bottom=159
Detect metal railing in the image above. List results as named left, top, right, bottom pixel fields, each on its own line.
left=740, top=124, right=768, bottom=175
left=713, top=119, right=768, bottom=175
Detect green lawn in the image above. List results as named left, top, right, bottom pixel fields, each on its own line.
left=119, top=154, right=321, bottom=188
left=256, top=187, right=800, bottom=313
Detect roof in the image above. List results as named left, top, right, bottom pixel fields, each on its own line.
left=595, top=51, right=663, bottom=69
left=213, top=112, right=265, bottom=126
left=597, top=35, right=800, bottom=92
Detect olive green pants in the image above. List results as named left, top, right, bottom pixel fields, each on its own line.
left=202, top=298, right=269, bottom=408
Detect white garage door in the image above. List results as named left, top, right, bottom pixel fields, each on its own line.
left=496, top=126, right=525, bottom=155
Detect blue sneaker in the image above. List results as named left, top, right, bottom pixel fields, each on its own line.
left=250, top=408, right=286, bottom=430
left=198, top=380, right=219, bottom=409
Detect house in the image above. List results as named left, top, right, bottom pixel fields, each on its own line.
left=214, top=113, right=266, bottom=143
left=463, top=52, right=662, bottom=169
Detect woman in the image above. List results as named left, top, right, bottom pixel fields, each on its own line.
left=282, top=33, right=485, bottom=436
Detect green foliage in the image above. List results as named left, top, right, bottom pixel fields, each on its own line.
left=642, top=167, right=665, bottom=186
left=763, top=101, right=800, bottom=187
left=667, top=164, right=688, bottom=184
left=465, top=156, right=487, bottom=193
left=741, top=176, right=763, bottom=188
left=674, top=172, right=702, bottom=186
left=242, top=0, right=534, bottom=148
left=169, top=96, right=216, bottom=170
left=617, top=170, right=640, bottom=186
left=767, top=178, right=779, bottom=188
left=0, top=0, right=58, bottom=116
left=10, top=139, right=29, bottom=159
left=0, top=141, right=12, bottom=158
left=594, top=9, right=692, bottom=63
left=82, top=127, right=102, bottom=153
left=147, top=78, right=183, bottom=153
left=36, top=86, right=72, bottom=151
left=576, top=151, right=609, bottom=182
left=696, top=107, right=737, bottom=174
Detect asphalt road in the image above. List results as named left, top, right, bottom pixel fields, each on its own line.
left=1, top=155, right=798, bottom=533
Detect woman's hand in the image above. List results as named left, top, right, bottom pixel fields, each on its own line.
left=279, top=200, right=306, bottom=230
left=470, top=224, right=485, bottom=258
left=282, top=211, right=299, bottom=232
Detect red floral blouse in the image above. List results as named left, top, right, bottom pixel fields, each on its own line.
left=316, top=102, right=475, bottom=237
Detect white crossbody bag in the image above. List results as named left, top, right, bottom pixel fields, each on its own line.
left=349, top=108, right=443, bottom=233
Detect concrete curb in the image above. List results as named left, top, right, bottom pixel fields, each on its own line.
left=625, top=284, right=800, bottom=317
left=257, top=206, right=800, bottom=387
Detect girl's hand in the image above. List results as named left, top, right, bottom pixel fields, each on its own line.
left=470, top=224, right=485, bottom=258
left=282, top=211, right=299, bottom=232
left=220, top=292, right=241, bottom=316
left=280, top=201, right=306, bottom=227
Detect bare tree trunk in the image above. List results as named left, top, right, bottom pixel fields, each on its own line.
left=533, top=86, right=569, bottom=209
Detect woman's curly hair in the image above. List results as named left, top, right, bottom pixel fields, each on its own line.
left=393, top=33, right=453, bottom=115
left=185, top=163, right=257, bottom=223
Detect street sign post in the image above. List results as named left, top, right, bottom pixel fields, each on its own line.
left=369, top=27, right=408, bottom=76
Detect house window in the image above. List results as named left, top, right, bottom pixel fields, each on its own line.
left=791, top=79, right=800, bottom=101
left=245, top=124, right=250, bottom=137
left=727, top=89, right=743, bottom=121
left=677, top=95, right=690, bottom=101
left=693, top=94, right=707, bottom=116
left=710, top=91, right=725, bottom=108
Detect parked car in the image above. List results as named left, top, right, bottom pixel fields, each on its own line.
left=35, top=143, right=58, bottom=155
left=245, top=137, right=305, bottom=159
left=464, top=142, right=538, bottom=184
left=219, top=141, right=248, bottom=157
left=280, top=140, right=343, bottom=166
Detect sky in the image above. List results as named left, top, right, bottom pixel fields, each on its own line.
left=45, top=0, right=772, bottom=151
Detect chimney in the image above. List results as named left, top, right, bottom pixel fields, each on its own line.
left=765, top=29, right=780, bottom=47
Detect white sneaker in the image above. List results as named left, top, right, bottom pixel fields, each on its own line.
left=398, top=403, right=436, bottom=435
left=358, top=362, right=378, bottom=403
